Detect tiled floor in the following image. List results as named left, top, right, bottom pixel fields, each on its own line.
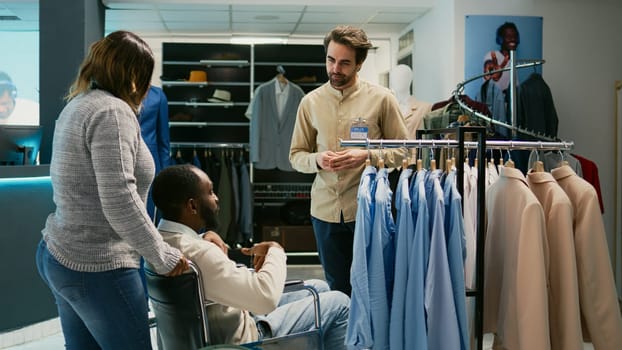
left=0, top=264, right=597, bottom=349
left=1, top=321, right=597, bottom=350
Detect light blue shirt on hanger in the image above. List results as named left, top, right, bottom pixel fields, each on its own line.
left=443, top=170, right=470, bottom=350
left=425, top=170, right=461, bottom=350
left=346, top=165, right=376, bottom=349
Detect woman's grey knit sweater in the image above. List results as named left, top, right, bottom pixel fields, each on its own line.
left=42, top=89, right=181, bottom=275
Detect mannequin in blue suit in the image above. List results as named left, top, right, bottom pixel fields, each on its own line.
left=139, top=85, right=172, bottom=219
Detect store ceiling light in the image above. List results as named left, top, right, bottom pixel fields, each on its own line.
left=230, top=37, right=288, bottom=44
left=254, top=15, right=280, bottom=21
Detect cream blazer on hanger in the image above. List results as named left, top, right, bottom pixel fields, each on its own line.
left=551, top=165, right=622, bottom=350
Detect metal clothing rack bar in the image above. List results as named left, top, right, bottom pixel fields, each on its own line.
left=453, top=54, right=554, bottom=141
left=170, top=142, right=248, bottom=149
left=457, top=58, right=545, bottom=88
left=340, top=138, right=573, bottom=151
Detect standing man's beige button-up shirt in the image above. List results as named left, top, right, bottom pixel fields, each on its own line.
left=289, top=79, right=408, bottom=223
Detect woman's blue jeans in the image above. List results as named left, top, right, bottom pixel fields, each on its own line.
left=36, top=240, right=151, bottom=349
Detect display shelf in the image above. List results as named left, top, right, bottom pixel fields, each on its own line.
left=162, top=42, right=325, bottom=252
left=254, top=62, right=324, bottom=67
left=162, top=60, right=249, bottom=67
left=169, top=121, right=249, bottom=127
left=168, top=101, right=243, bottom=108
left=161, top=81, right=251, bottom=87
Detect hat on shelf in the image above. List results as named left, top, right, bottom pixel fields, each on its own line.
left=208, top=89, right=232, bottom=103
left=170, top=112, right=193, bottom=121
left=188, top=70, right=207, bottom=83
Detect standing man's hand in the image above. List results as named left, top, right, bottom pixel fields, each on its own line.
left=316, top=149, right=368, bottom=171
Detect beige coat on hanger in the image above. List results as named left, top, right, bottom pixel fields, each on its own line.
left=484, top=166, right=551, bottom=350
left=527, top=171, right=583, bottom=350
left=551, top=165, right=622, bottom=350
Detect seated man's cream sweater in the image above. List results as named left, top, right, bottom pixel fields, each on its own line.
left=157, top=219, right=287, bottom=344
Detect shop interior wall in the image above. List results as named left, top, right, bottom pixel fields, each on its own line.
left=144, top=36, right=392, bottom=89
left=142, top=1, right=622, bottom=297
left=406, top=0, right=622, bottom=296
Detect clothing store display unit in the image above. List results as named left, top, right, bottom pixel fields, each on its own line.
left=161, top=43, right=325, bottom=257
left=341, top=131, right=574, bottom=350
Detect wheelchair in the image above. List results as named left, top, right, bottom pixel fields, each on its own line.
left=145, top=261, right=323, bottom=350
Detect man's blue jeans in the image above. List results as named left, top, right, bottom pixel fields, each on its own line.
left=256, top=279, right=350, bottom=350
left=36, top=240, right=151, bottom=349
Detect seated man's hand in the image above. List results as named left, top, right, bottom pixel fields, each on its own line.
left=202, top=230, right=228, bottom=255
left=241, top=241, right=284, bottom=271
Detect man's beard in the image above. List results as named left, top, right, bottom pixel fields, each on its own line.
left=329, top=73, right=352, bottom=88
left=200, top=205, right=219, bottom=232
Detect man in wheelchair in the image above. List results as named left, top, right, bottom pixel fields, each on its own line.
left=151, top=164, right=350, bottom=349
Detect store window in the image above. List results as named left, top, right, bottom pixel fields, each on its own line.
left=0, top=1, right=39, bottom=127
left=0, top=1, right=40, bottom=165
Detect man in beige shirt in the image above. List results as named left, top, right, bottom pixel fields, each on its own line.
left=289, top=25, right=408, bottom=295
left=151, top=164, right=350, bottom=348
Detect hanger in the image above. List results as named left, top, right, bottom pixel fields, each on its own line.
left=276, top=65, right=288, bottom=85
left=445, top=147, right=453, bottom=174
left=533, top=143, right=544, bottom=172
left=429, top=140, right=436, bottom=171
left=504, top=146, right=515, bottom=168
left=413, top=144, right=423, bottom=171
left=560, top=150, right=569, bottom=167
left=402, top=141, right=409, bottom=170
left=365, top=138, right=371, bottom=167
left=529, top=148, right=544, bottom=172
left=533, top=151, right=544, bottom=173
left=377, top=139, right=385, bottom=169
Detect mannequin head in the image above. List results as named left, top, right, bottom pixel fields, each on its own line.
left=389, top=64, right=413, bottom=100
left=0, top=71, right=17, bottom=120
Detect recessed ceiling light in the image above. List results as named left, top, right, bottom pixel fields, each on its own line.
left=0, top=15, right=20, bottom=21
left=230, top=37, right=288, bottom=44
left=254, top=15, right=279, bottom=21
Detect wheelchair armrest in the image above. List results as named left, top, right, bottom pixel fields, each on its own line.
left=281, top=280, right=321, bottom=330
left=283, top=279, right=305, bottom=293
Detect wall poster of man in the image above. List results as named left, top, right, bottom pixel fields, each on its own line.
left=464, top=15, right=543, bottom=128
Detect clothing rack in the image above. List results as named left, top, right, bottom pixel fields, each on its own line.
left=339, top=138, right=572, bottom=151
left=454, top=52, right=554, bottom=141
left=340, top=127, right=574, bottom=350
